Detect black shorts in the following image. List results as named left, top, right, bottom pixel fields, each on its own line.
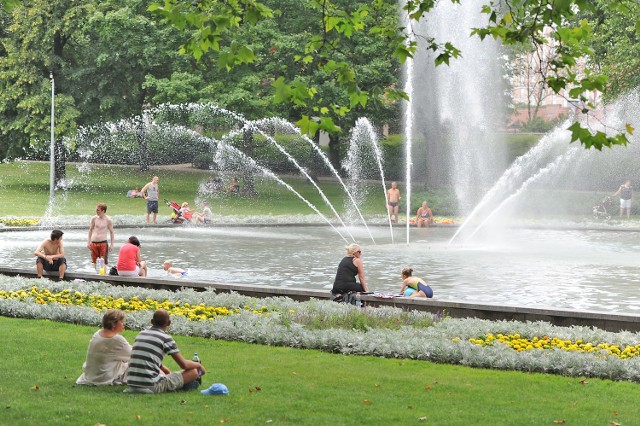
left=36, top=257, right=67, bottom=272
left=147, top=200, right=159, bottom=214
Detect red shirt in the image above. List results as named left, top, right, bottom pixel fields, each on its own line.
left=116, top=243, right=139, bottom=272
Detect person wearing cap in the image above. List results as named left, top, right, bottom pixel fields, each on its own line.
left=115, top=236, right=147, bottom=277
left=125, top=309, right=205, bottom=393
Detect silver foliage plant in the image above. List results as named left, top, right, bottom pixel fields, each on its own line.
left=2, top=276, right=640, bottom=382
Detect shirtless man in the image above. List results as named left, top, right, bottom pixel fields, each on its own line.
left=34, top=229, right=67, bottom=279
left=87, top=203, right=115, bottom=268
left=386, top=181, right=401, bottom=224
left=141, top=176, right=160, bottom=224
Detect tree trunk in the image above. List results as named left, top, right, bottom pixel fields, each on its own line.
left=306, top=132, right=322, bottom=182
left=328, top=133, right=341, bottom=173
left=241, top=128, right=258, bottom=196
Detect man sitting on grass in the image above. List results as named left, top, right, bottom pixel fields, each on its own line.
left=34, top=229, right=67, bottom=279
left=125, top=309, right=205, bottom=393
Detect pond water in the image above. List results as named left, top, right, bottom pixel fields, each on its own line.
left=2, top=225, right=640, bottom=314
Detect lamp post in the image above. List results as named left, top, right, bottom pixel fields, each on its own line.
left=49, top=72, right=55, bottom=204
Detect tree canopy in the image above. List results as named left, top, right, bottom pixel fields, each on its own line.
left=150, top=0, right=637, bottom=150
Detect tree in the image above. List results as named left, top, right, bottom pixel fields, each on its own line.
left=150, top=0, right=636, bottom=150
left=507, top=38, right=560, bottom=123
left=0, top=0, right=87, bottom=180
left=587, top=0, right=640, bottom=102
left=0, top=0, right=199, bottom=168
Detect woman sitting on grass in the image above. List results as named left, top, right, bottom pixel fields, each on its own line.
left=76, top=309, right=131, bottom=386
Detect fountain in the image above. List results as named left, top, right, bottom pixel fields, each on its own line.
left=4, top=0, right=640, bottom=317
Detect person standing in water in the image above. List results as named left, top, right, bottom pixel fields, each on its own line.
left=87, top=203, right=115, bottom=269
left=141, top=176, right=160, bottom=224
left=386, top=181, right=401, bottom=224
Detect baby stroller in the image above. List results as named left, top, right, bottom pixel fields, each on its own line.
left=164, top=199, right=192, bottom=224
left=592, top=196, right=613, bottom=220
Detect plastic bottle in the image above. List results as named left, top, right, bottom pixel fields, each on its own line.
left=96, top=258, right=104, bottom=275
left=193, top=352, right=202, bottom=384
left=355, top=292, right=362, bottom=308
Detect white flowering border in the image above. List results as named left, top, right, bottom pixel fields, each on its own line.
left=2, top=275, right=640, bottom=382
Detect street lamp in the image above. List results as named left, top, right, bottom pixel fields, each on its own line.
left=49, top=72, right=55, bottom=204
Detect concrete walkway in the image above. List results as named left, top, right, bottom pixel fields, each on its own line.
left=1, top=267, right=639, bottom=333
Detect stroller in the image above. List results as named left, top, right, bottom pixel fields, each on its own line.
left=164, top=199, right=192, bottom=224
left=592, top=196, right=613, bottom=220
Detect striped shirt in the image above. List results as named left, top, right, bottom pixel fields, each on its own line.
left=126, top=327, right=179, bottom=387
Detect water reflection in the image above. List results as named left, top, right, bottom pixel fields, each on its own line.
left=1, top=226, right=640, bottom=313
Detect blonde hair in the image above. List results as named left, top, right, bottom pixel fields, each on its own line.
left=345, top=243, right=361, bottom=256
left=401, top=267, right=413, bottom=277
left=102, top=309, right=125, bottom=330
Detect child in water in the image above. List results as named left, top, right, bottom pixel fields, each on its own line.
left=163, top=260, right=187, bottom=277
left=400, top=267, right=433, bottom=298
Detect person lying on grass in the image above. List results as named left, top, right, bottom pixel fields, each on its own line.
left=76, top=309, right=131, bottom=386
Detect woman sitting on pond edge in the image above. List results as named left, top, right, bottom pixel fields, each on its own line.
left=331, top=243, right=369, bottom=298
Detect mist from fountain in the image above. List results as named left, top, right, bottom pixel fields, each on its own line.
left=343, top=117, right=394, bottom=243
left=255, top=117, right=376, bottom=244
left=410, top=1, right=507, bottom=216
left=213, top=135, right=351, bottom=243
left=242, top=122, right=356, bottom=241
left=403, top=25, right=415, bottom=245
left=70, top=102, right=374, bottom=239
left=451, top=91, right=640, bottom=243
left=464, top=146, right=581, bottom=242
left=449, top=122, right=573, bottom=243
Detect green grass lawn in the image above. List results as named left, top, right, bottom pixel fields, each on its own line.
left=1, top=161, right=618, bottom=220
left=0, top=161, right=392, bottom=218
left=2, top=316, right=638, bottom=425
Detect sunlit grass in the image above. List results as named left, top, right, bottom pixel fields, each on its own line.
left=2, top=316, right=639, bottom=425
left=0, top=161, right=388, bottom=217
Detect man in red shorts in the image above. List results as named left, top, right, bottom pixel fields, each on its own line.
left=87, top=203, right=115, bottom=269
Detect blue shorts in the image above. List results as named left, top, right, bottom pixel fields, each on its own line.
left=147, top=200, right=159, bottom=214
left=418, top=282, right=433, bottom=298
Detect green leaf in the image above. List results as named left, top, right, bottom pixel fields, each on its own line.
left=272, top=77, right=291, bottom=104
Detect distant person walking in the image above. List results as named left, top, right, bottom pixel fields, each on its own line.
left=87, top=203, right=115, bottom=268
left=141, top=176, right=160, bottom=224
left=386, top=181, right=401, bottom=224
left=613, top=180, right=633, bottom=219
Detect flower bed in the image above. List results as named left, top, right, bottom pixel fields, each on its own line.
left=0, top=218, right=40, bottom=227
left=2, top=275, right=640, bottom=382
left=470, top=333, right=640, bottom=360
